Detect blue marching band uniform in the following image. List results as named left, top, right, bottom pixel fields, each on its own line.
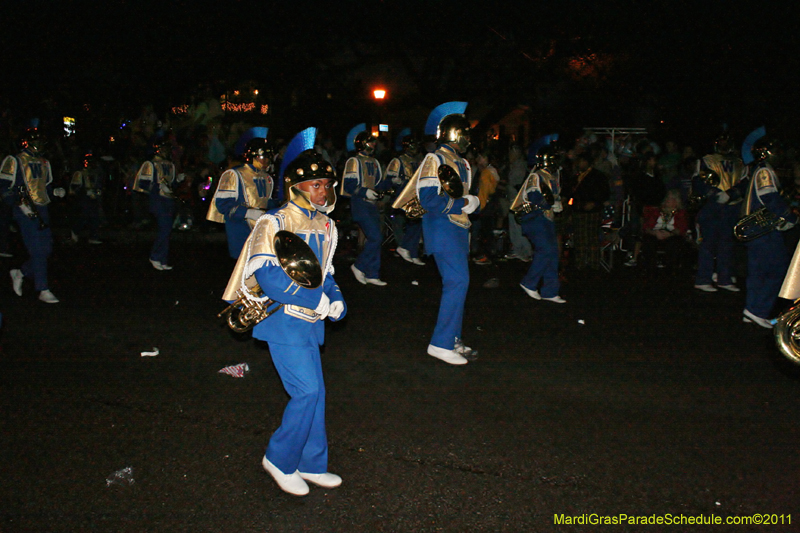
left=734, top=136, right=797, bottom=327
left=386, top=132, right=425, bottom=265
left=222, top=128, right=346, bottom=496
left=416, top=102, right=481, bottom=365
left=342, top=124, right=392, bottom=285
left=133, top=141, right=181, bottom=270
left=69, top=152, right=104, bottom=244
left=1, top=129, right=64, bottom=303
left=692, top=138, right=746, bottom=292
left=512, top=152, right=565, bottom=303
left=207, top=128, right=275, bottom=259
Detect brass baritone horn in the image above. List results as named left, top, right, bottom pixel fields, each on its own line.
left=218, top=230, right=323, bottom=333
left=733, top=207, right=785, bottom=242
left=392, top=163, right=464, bottom=219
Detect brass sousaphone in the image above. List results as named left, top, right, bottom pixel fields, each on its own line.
left=219, top=230, right=323, bottom=333
left=774, top=241, right=800, bottom=364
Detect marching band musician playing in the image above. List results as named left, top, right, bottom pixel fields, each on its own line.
left=222, top=128, right=346, bottom=496
left=418, top=102, right=480, bottom=365
left=735, top=137, right=797, bottom=329
left=387, top=132, right=425, bottom=265
left=692, top=132, right=746, bottom=292
left=1, top=128, right=66, bottom=303
left=206, top=128, right=275, bottom=259
left=133, top=137, right=182, bottom=270
left=515, top=145, right=566, bottom=303
left=343, top=124, right=392, bottom=286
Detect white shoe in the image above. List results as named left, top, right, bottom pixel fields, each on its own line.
left=427, top=344, right=468, bottom=365
left=150, top=259, right=173, bottom=271
left=299, top=471, right=342, bottom=488
left=38, top=289, right=59, bottom=304
left=398, top=247, right=426, bottom=266
left=262, top=457, right=309, bottom=496
left=87, top=239, right=103, bottom=245
left=542, top=295, right=567, bottom=304
left=520, top=283, right=541, bottom=300
left=351, top=264, right=367, bottom=284
left=365, top=277, right=387, bottom=286
left=0, top=251, right=13, bottom=258
left=694, top=284, right=717, bottom=292
left=411, top=257, right=425, bottom=265
left=10, top=269, right=23, bottom=296
left=743, top=309, right=773, bottom=329
left=454, top=338, right=478, bottom=361
left=718, top=284, right=740, bottom=292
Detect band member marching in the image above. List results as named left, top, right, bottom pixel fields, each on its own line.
left=206, top=127, right=275, bottom=259
left=386, top=131, right=424, bottom=265
left=221, top=127, right=346, bottom=496
left=734, top=134, right=797, bottom=328
left=416, top=101, right=480, bottom=365
left=343, top=123, right=392, bottom=286
left=69, top=150, right=104, bottom=245
left=1, top=128, right=66, bottom=303
left=513, top=145, right=566, bottom=303
left=133, top=137, right=182, bottom=270
left=692, top=131, right=747, bottom=292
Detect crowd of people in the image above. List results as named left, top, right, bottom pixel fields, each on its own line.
left=4, top=98, right=800, bottom=496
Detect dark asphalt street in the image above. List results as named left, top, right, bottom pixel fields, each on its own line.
left=1, top=228, right=799, bottom=532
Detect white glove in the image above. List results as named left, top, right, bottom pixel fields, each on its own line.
left=391, top=177, right=404, bottom=186
left=462, top=195, right=480, bottom=215
left=365, top=189, right=380, bottom=201
left=314, top=292, right=330, bottom=320
left=552, top=199, right=563, bottom=213
left=19, top=203, right=33, bottom=216
left=328, top=300, right=344, bottom=320
left=715, top=191, right=729, bottom=204
left=778, top=219, right=796, bottom=232
left=176, top=173, right=186, bottom=183
left=245, top=208, right=264, bottom=221
left=53, top=188, right=66, bottom=198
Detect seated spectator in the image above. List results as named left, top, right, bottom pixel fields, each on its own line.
left=640, top=189, right=689, bottom=272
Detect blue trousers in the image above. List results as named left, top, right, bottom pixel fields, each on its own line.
left=265, top=341, right=328, bottom=475
left=15, top=205, right=52, bottom=291
left=149, top=195, right=174, bottom=264
left=431, top=250, right=469, bottom=350
left=352, top=201, right=383, bottom=279
left=71, top=197, right=101, bottom=240
left=521, top=216, right=560, bottom=298
left=696, top=203, right=739, bottom=286
left=225, top=219, right=250, bottom=259
left=745, top=231, right=789, bottom=318
left=399, top=217, right=423, bottom=258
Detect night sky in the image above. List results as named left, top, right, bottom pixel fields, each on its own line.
left=3, top=1, right=798, bottom=145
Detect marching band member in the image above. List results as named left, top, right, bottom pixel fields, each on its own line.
left=386, top=132, right=424, bottom=265
left=222, top=128, right=346, bottom=496
left=342, top=124, right=391, bottom=285
left=133, top=137, right=182, bottom=270
left=1, top=128, right=65, bottom=303
left=736, top=136, right=797, bottom=328
left=206, top=128, right=274, bottom=258
left=69, top=150, right=104, bottom=245
left=514, top=146, right=566, bottom=303
left=418, top=102, right=480, bottom=365
left=692, top=132, right=746, bottom=292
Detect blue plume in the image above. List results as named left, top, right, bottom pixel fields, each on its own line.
left=279, top=127, right=317, bottom=181
left=741, top=126, right=766, bottom=165
left=394, top=127, right=411, bottom=152
left=424, top=102, right=467, bottom=136
left=234, top=126, right=269, bottom=156
left=527, top=133, right=559, bottom=166
left=346, top=123, right=366, bottom=152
